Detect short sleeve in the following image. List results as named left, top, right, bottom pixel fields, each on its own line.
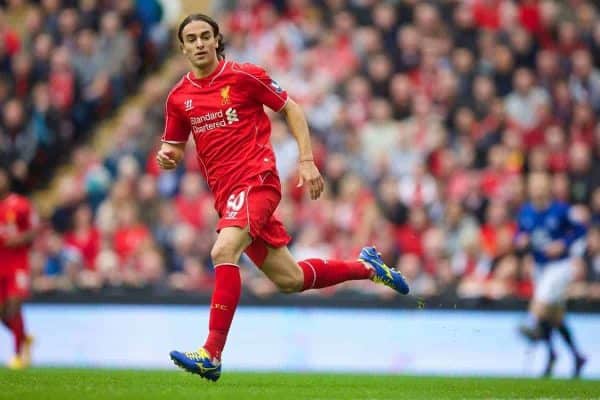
left=161, top=90, right=191, bottom=143
left=238, top=64, right=288, bottom=112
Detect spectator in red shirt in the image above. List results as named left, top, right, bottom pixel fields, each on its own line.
left=545, top=125, right=569, bottom=173
left=472, top=0, right=503, bottom=31
left=481, top=144, right=510, bottom=199
left=395, top=206, right=428, bottom=258
left=64, top=204, right=100, bottom=271
left=174, top=172, right=211, bottom=230
left=11, top=53, right=35, bottom=100
left=518, top=0, right=541, bottom=34
left=480, top=200, right=516, bottom=259
left=570, top=101, right=596, bottom=146
left=48, top=47, right=76, bottom=114
left=0, top=9, right=21, bottom=56
left=112, top=202, right=150, bottom=265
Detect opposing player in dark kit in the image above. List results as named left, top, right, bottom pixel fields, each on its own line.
left=516, top=172, right=587, bottom=378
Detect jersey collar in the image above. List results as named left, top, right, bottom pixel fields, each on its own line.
left=187, top=59, right=227, bottom=87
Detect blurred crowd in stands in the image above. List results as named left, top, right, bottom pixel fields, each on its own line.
left=11, top=0, right=600, bottom=302
left=0, top=0, right=174, bottom=190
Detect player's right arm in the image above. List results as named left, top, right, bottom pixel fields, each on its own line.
left=157, top=142, right=185, bottom=170
left=157, top=84, right=191, bottom=170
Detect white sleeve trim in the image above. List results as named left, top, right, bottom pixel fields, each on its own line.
left=276, top=96, right=289, bottom=113
left=161, top=139, right=188, bottom=144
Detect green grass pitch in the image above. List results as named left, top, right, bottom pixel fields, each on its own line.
left=0, top=369, right=599, bottom=399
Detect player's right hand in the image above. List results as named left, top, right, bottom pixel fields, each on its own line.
left=156, top=149, right=179, bottom=170
left=544, top=240, right=566, bottom=258
left=514, top=233, right=530, bottom=250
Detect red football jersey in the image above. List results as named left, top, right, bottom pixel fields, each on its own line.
left=0, top=194, right=35, bottom=276
left=162, top=60, right=288, bottom=208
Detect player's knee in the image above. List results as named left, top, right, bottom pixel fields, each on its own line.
left=275, top=278, right=302, bottom=294
left=210, top=242, right=242, bottom=265
left=274, top=269, right=303, bottom=294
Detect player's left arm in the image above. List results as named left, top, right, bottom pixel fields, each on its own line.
left=545, top=206, right=587, bottom=258
left=280, top=98, right=325, bottom=200
left=562, top=206, right=587, bottom=248
left=239, top=63, right=324, bottom=200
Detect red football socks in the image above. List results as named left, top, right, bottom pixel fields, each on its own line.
left=298, top=259, right=373, bottom=291
left=203, top=263, right=241, bottom=361
left=202, top=260, right=373, bottom=357
left=3, top=312, right=26, bottom=354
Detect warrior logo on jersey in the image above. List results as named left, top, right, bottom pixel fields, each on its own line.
left=184, top=99, right=194, bottom=111
left=270, top=80, right=283, bottom=93
left=220, top=85, right=231, bottom=105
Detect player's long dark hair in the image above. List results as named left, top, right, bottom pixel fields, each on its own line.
left=177, top=13, right=225, bottom=60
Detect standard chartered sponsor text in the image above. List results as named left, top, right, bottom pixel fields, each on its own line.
left=190, top=110, right=223, bottom=124
left=192, top=120, right=227, bottom=134
left=190, top=109, right=228, bottom=134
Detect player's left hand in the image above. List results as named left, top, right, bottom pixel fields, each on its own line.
left=297, top=160, right=324, bottom=200
left=544, top=240, right=566, bottom=258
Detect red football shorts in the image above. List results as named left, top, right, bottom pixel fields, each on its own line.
left=216, top=172, right=291, bottom=267
left=0, top=269, right=30, bottom=303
